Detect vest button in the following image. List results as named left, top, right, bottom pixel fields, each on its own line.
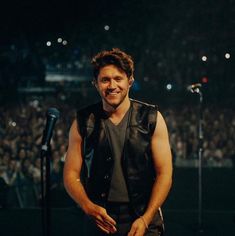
left=101, top=193, right=106, bottom=198
left=107, top=157, right=112, bottom=161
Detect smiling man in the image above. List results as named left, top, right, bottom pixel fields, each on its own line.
left=63, top=48, right=173, bottom=236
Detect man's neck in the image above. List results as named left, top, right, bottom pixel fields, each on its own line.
left=102, top=97, right=131, bottom=119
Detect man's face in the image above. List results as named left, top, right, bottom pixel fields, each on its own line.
left=94, top=65, right=132, bottom=109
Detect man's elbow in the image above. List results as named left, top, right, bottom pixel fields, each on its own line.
left=63, top=167, right=74, bottom=190
left=157, top=167, right=173, bottom=188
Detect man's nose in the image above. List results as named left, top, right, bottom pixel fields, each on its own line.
left=108, top=79, right=116, bottom=89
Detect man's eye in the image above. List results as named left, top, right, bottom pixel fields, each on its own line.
left=101, top=78, right=109, bottom=83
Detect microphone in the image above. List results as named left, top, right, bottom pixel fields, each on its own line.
left=41, top=108, right=60, bottom=152
left=187, top=83, right=202, bottom=93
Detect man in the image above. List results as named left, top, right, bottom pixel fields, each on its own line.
left=63, top=48, right=172, bottom=236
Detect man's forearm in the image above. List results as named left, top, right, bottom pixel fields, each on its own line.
left=64, top=172, right=93, bottom=213
left=64, top=171, right=117, bottom=234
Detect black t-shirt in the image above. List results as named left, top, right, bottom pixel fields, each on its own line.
left=104, top=109, right=130, bottom=202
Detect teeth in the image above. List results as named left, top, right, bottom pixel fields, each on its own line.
left=108, top=92, right=118, bottom=95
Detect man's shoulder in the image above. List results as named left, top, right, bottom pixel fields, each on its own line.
left=130, top=99, right=158, bottom=134
left=77, top=101, right=103, bottom=115
left=130, top=99, right=158, bottom=110
left=76, top=102, right=103, bottom=130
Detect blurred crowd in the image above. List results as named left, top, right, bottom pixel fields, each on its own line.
left=0, top=94, right=234, bottom=208
left=0, top=96, right=75, bottom=208
left=164, top=106, right=235, bottom=167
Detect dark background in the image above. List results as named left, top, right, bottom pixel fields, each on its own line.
left=0, top=0, right=235, bottom=235
left=1, top=0, right=235, bottom=106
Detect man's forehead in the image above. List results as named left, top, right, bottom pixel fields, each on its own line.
left=98, top=65, right=126, bottom=77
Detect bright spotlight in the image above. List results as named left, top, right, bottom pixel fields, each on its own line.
left=62, top=40, right=68, bottom=45
left=225, top=53, right=230, bottom=59
left=57, top=38, right=63, bottom=43
left=202, top=56, right=207, bottom=62
left=104, top=25, right=110, bottom=31
left=46, top=41, right=52, bottom=47
left=166, top=84, right=172, bottom=90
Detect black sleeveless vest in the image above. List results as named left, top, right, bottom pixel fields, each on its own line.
left=77, top=99, right=158, bottom=216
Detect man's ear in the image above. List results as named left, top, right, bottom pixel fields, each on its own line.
left=129, top=77, right=135, bottom=87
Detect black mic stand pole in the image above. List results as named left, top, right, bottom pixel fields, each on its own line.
left=40, top=107, right=60, bottom=236
left=191, top=86, right=204, bottom=233
left=40, top=145, right=51, bottom=236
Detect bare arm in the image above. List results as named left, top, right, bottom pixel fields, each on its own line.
left=63, top=120, right=89, bottom=209
left=128, top=111, right=173, bottom=235
left=63, top=120, right=117, bottom=234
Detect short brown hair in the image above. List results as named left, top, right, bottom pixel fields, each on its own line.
left=91, top=48, right=134, bottom=80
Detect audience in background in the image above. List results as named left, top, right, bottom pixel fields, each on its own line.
left=0, top=95, right=234, bottom=208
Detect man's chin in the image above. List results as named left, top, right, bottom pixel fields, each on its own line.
left=107, top=102, right=121, bottom=109
left=103, top=99, right=121, bottom=109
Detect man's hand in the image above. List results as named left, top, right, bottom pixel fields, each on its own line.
left=84, top=202, right=117, bottom=234
left=127, top=217, right=147, bottom=236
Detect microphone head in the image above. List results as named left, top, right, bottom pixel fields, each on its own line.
left=187, top=83, right=202, bottom=93
left=191, top=83, right=202, bottom=89
left=47, top=107, right=60, bottom=119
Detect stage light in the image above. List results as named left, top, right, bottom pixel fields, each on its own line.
left=46, top=41, right=52, bottom=47
left=225, top=53, right=230, bottom=59
left=62, top=40, right=68, bottom=45
left=202, top=77, right=208, bottom=83
left=104, top=25, right=110, bottom=31
left=202, top=56, right=207, bottom=62
left=8, top=121, right=16, bottom=127
left=57, top=38, right=63, bottom=43
left=166, top=84, right=172, bottom=90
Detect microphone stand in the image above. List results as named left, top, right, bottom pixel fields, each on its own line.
left=40, top=107, right=60, bottom=236
left=40, top=147, right=51, bottom=236
left=190, top=86, right=204, bottom=233
left=41, top=107, right=60, bottom=236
